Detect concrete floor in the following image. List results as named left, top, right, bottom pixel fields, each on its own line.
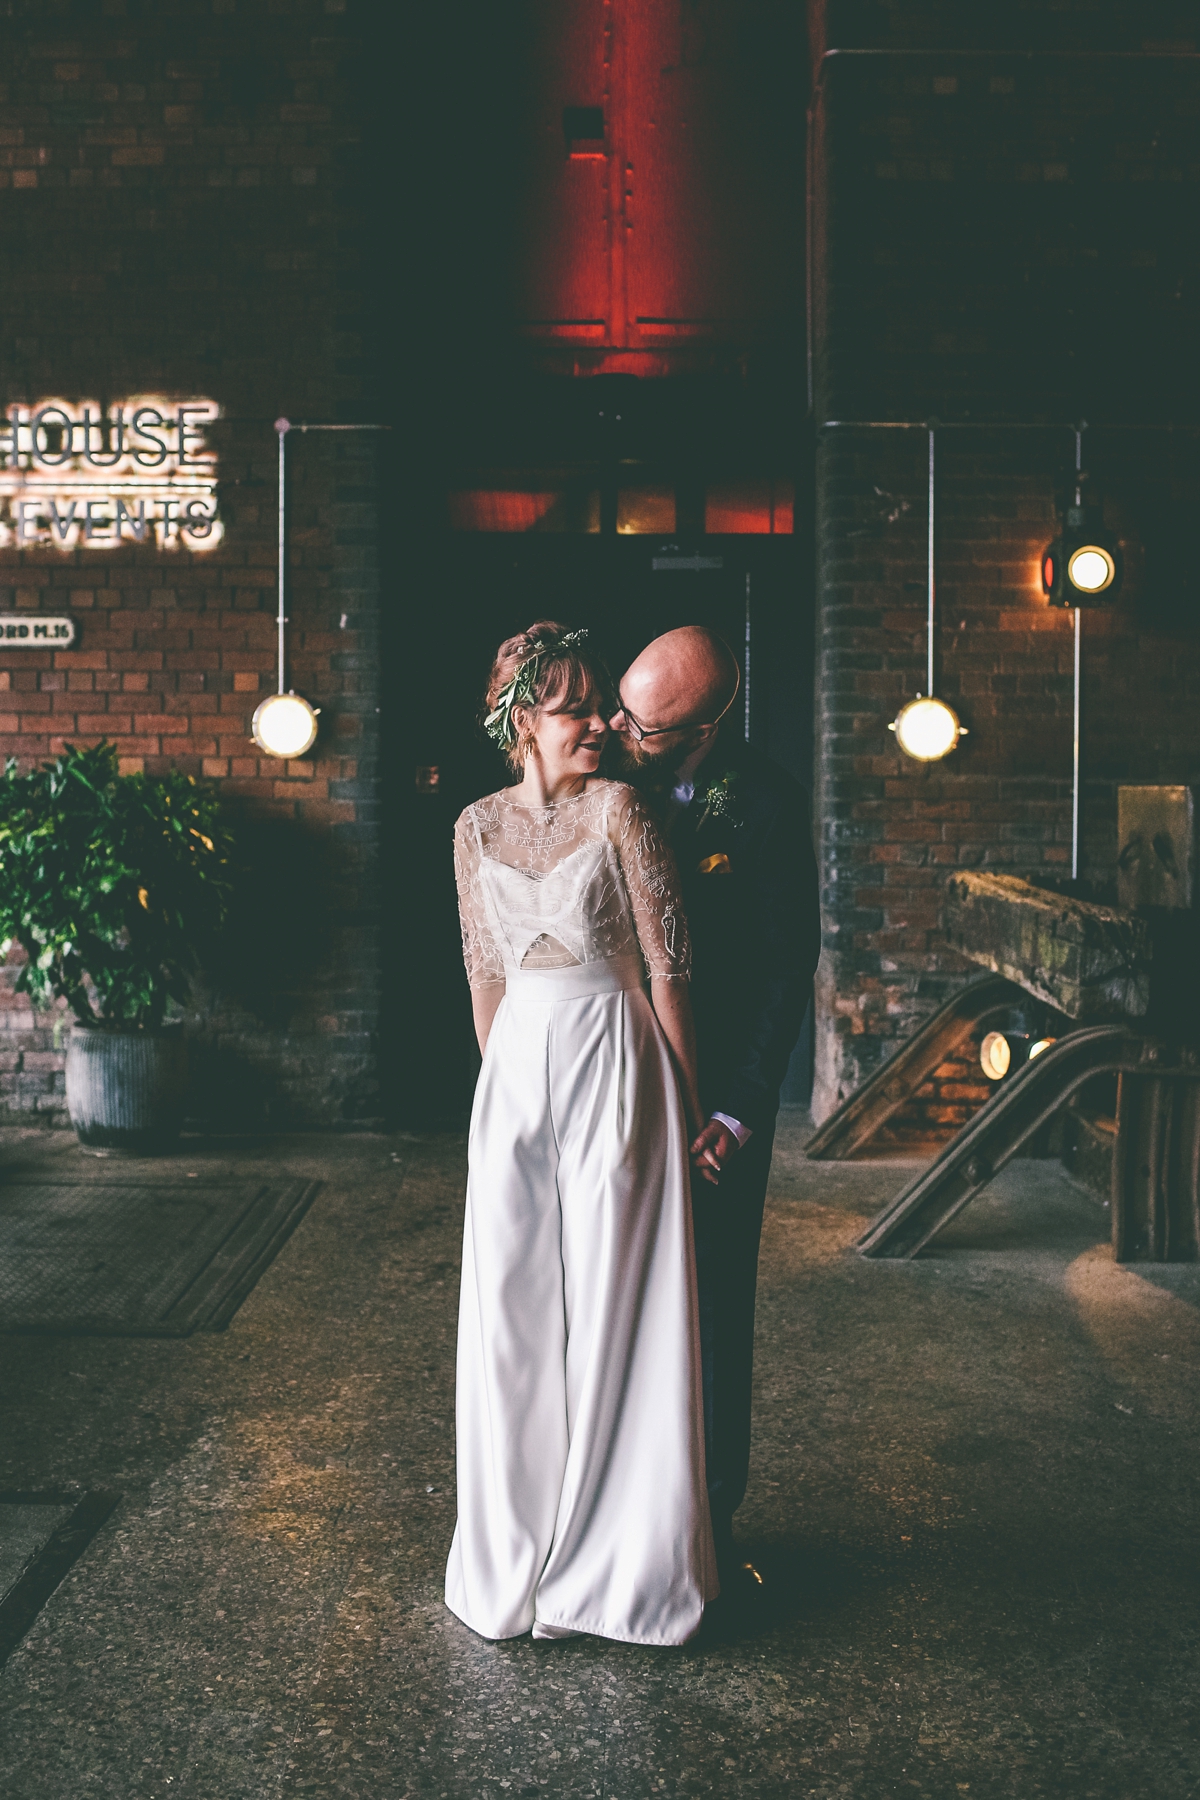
left=1, top=1113, right=1198, bottom=1800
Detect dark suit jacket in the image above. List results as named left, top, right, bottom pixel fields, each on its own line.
left=671, top=740, right=821, bottom=1135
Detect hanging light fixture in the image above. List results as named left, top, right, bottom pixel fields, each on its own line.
left=890, top=428, right=967, bottom=762
left=253, top=414, right=387, bottom=759
left=1041, top=525, right=1121, bottom=605
left=1041, top=425, right=1125, bottom=883
left=1041, top=430, right=1122, bottom=610
left=890, top=694, right=963, bottom=761
left=252, top=690, right=319, bottom=758
left=252, top=418, right=322, bottom=760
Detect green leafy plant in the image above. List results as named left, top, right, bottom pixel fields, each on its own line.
left=0, top=742, right=234, bottom=1030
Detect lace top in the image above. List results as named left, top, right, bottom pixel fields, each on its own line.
left=453, top=779, right=691, bottom=988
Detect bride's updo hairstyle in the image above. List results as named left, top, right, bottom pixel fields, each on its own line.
left=484, top=620, right=610, bottom=771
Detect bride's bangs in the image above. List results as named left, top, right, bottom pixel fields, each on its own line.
left=540, top=650, right=610, bottom=718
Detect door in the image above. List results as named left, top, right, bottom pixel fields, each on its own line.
left=393, top=531, right=808, bottom=1124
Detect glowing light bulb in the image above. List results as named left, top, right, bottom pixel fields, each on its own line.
left=980, top=1031, right=1012, bottom=1081
left=1067, top=545, right=1115, bottom=594
left=889, top=696, right=965, bottom=762
left=251, top=692, right=320, bottom=759
left=1027, top=1037, right=1057, bottom=1062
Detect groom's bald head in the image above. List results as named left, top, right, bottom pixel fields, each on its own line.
left=617, top=627, right=740, bottom=742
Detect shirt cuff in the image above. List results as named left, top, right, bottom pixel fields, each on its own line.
left=711, top=1111, right=753, bottom=1147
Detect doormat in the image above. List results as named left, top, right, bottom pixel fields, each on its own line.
left=0, top=1176, right=320, bottom=1336
left=0, top=1490, right=122, bottom=1667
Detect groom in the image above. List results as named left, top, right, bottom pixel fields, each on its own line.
left=610, top=626, right=822, bottom=1588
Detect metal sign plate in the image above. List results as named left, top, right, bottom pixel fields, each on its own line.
left=0, top=615, right=77, bottom=646
left=1117, top=785, right=1195, bottom=911
left=651, top=553, right=724, bottom=572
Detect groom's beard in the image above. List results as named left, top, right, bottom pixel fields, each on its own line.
left=607, top=734, right=693, bottom=795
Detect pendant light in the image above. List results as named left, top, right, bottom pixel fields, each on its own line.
left=1041, top=426, right=1122, bottom=609
left=252, top=418, right=321, bottom=759
left=252, top=691, right=319, bottom=758
left=1040, top=426, right=1121, bottom=882
left=889, top=428, right=966, bottom=762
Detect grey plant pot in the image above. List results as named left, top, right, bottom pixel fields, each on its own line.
left=65, top=1021, right=188, bottom=1156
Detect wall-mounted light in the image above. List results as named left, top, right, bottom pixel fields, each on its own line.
left=1068, top=545, right=1115, bottom=593
left=980, top=1030, right=1014, bottom=1082
left=1042, top=431, right=1122, bottom=609
left=1042, top=513, right=1122, bottom=607
left=979, top=1007, right=1059, bottom=1082
left=890, top=428, right=968, bottom=762
left=1042, top=425, right=1123, bottom=882
left=252, top=691, right=319, bottom=759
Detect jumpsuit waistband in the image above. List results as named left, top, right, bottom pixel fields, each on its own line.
left=504, top=953, right=645, bottom=1002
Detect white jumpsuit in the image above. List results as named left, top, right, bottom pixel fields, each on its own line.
left=445, top=779, right=717, bottom=1646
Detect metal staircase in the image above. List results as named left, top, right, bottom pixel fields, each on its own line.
left=855, top=1027, right=1200, bottom=1259
left=806, top=974, right=1025, bottom=1162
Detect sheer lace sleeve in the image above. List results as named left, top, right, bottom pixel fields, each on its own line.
left=611, top=785, right=692, bottom=979
left=454, top=808, right=506, bottom=989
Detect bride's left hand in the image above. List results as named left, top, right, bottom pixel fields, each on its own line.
left=690, top=1120, right=739, bottom=1185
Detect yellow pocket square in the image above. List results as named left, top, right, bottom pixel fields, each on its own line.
left=697, top=852, right=732, bottom=875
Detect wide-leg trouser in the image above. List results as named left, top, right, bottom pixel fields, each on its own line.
left=445, top=956, right=717, bottom=1647
left=691, top=1118, right=776, bottom=1546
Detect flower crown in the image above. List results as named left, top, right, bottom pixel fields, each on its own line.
left=484, top=628, right=591, bottom=749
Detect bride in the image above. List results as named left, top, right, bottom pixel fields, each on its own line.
left=445, top=621, right=719, bottom=1646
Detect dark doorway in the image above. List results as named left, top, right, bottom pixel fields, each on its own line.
left=396, top=530, right=811, bottom=1127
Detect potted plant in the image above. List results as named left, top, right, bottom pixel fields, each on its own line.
left=0, top=742, right=233, bottom=1154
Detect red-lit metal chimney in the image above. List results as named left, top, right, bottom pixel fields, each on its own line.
left=512, top=0, right=801, bottom=375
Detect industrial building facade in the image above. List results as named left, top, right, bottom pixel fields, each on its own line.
left=2, top=0, right=1199, bottom=1134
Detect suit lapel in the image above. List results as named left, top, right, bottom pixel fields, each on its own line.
left=686, top=751, right=729, bottom=836
left=674, top=753, right=727, bottom=858
left=670, top=792, right=703, bottom=843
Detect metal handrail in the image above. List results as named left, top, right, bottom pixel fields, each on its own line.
left=857, top=1027, right=1200, bottom=1258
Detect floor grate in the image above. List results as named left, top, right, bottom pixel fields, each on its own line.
left=0, top=1176, right=320, bottom=1336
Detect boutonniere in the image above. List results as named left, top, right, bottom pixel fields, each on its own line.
left=696, top=770, right=741, bottom=830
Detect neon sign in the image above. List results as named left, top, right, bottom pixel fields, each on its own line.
left=0, top=398, right=222, bottom=551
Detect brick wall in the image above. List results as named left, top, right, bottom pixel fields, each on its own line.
left=0, top=2, right=384, bottom=1128
left=811, top=3, right=1200, bottom=1120
left=875, top=1041, right=993, bottom=1151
